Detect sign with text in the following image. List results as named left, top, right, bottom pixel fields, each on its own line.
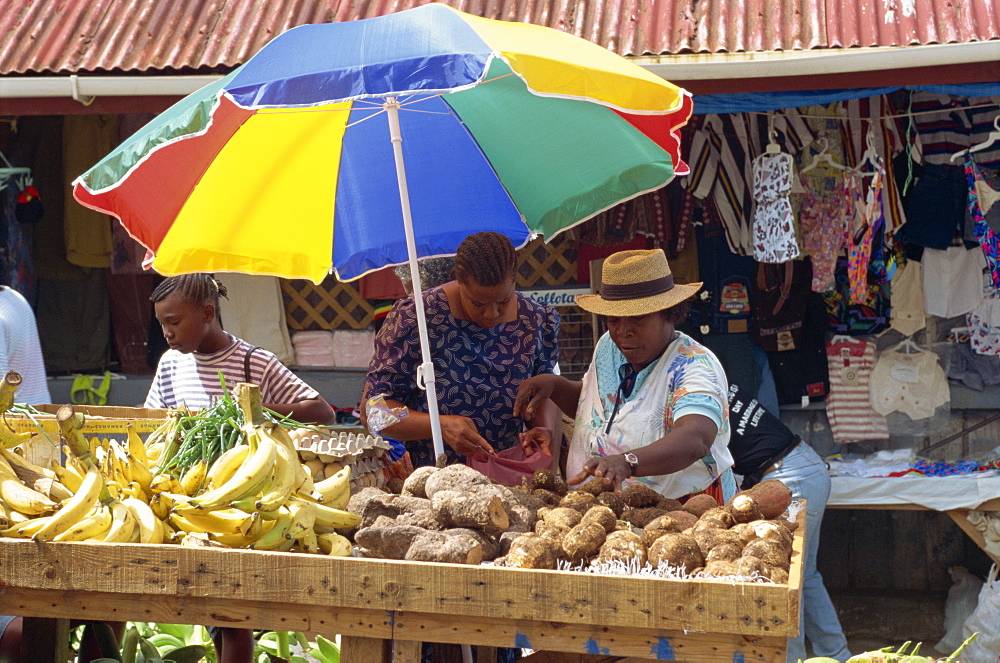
left=519, top=287, right=590, bottom=308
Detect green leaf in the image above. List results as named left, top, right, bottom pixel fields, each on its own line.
left=313, top=635, right=340, bottom=663
left=161, top=644, right=207, bottom=663
left=155, top=624, right=195, bottom=642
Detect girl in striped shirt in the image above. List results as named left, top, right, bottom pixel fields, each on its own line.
left=144, top=273, right=335, bottom=425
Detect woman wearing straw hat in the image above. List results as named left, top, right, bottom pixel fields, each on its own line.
left=514, top=248, right=737, bottom=502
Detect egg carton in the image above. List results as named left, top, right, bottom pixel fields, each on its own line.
left=292, top=429, right=391, bottom=464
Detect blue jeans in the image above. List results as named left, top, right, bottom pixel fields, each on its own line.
left=768, top=443, right=851, bottom=663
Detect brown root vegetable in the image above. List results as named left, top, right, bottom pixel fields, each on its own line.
left=355, top=524, right=427, bottom=559
left=656, top=498, right=685, bottom=512
left=575, top=478, right=611, bottom=496
left=361, top=493, right=441, bottom=529
left=730, top=522, right=759, bottom=546
left=580, top=505, right=617, bottom=534
left=702, top=560, right=740, bottom=577
left=559, top=491, right=598, bottom=512
left=706, top=542, right=743, bottom=563
left=641, top=515, right=681, bottom=546
left=496, top=530, right=523, bottom=557
left=763, top=565, right=789, bottom=584
left=531, top=467, right=558, bottom=491
left=648, top=533, right=704, bottom=574
left=742, top=479, right=793, bottom=519
left=597, top=529, right=648, bottom=565
left=543, top=506, right=583, bottom=529
left=727, top=493, right=762, bottom=523
left=347, top=486, right=388, bottom=518
left=445, top=528, right=499, bottom=560
left=699, top=506, right=737, bottom=529
left=597, top=492, right=626, bottom=517
left=404, top=531, right=484, bottom=564
left=532, top=488, right=562, bottom=506
left=681, top=493, right=720, bottom=517
left=769, top=517, right=799, bottom=533
left=562, top=522, right=607, bottom=563
left=430, top=489, right=510, bottom=535
left=551, top=478, right=570, bottom=496
left=505, top=533, right=559, bottom=570
left=385, top=477, right=405, bottom=494
left=469, top=484, right=541, bottom=532
left=691, top=517, right=729, bottom=533
left=692, top=528, right=743, bottom=556
left=752, top=520, right=794, bottom=550
left=736, top=555, right=768, bottom=577
left=423, top=464, right=491, bottom=499
left=401, top=466, right=439, bottom=498
left=665, top=510, right=699, bottom=531
left=621, top=506, right=668, bottom=528
left=621, top=483, right=663, bottom=508
left=534, top=519, right=571, bottom=543
left=742, top=538, right=791, bottom=568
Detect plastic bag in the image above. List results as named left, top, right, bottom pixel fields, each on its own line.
left=961, top=563, right=1000, bottom=662
left=935, top=566, right=983, bottom=655
left=365, top=394, right=407, bottom=436
left=467, top=443, right=550, bottom=487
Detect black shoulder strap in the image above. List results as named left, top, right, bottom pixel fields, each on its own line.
left=244, top=346, right=259, bottom=383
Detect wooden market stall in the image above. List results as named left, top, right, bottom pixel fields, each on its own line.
left=0, top=521, right=804, bottom=663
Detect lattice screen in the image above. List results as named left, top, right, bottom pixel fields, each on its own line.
left=283, top=235, right=581, bottom=330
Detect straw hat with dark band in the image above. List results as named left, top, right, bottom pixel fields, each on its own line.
left=575, top=249, right=702, bottom=317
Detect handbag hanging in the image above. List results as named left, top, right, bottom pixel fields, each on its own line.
left=752, top=259, right=812, bottom=352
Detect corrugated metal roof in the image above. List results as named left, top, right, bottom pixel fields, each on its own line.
left=2, top=0, right=999, bottom=76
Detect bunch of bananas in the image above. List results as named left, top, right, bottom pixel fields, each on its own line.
left=0, top=417, right=359, bottom=556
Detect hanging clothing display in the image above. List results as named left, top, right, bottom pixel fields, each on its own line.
left=62, top=115, right=115, bottom=269
left=797, top=171, right=851, bottom=292
left=921, top=245, right=987, bottom=318
left=964, top=153, right=1000, bottom=289
left=846, top=169, right=888, bottom=304
left=825, top=336, right=889, bottom=443
left=751, top=151, right=800, bottom=263
left=869, top=345, right=950, bottom=420
left=888, top=260, right=926, bottom=337
left=968, top=293, right=1000, bottom=356
left=825, top=257, right=892, bottom=336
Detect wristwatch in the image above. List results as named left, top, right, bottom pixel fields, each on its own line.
left=623, top=452, right=639, bottom=477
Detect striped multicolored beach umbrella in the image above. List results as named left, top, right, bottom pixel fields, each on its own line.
left=73, top=3, right=692, bottom=284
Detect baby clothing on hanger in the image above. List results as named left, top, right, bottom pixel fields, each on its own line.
left=751, top=151, right=800, bottom=263
left=869, top=346, right=949, bottom=420
left=825, top=336, right=889, bottom=443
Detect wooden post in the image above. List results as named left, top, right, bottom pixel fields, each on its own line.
left=341, top=634, right=391, bottom=662
left=20, top=617, right=70, bottom=663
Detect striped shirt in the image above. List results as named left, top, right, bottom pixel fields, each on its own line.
left=0, top=287, right=51, bottom=405
left=144, top=334, right=319, bottom=410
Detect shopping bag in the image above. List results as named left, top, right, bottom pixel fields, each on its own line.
left=961, top=563, right=1000, bottom=662
left=467, top=443, right=550, bottom=486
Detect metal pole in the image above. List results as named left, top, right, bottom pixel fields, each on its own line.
left=384, top=97, right=446, bottom=459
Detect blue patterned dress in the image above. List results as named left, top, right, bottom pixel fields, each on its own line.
left=366, top=286, right=560, bottom=467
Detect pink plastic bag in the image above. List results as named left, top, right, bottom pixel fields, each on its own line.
left=467, top=444, right=551, bottom=486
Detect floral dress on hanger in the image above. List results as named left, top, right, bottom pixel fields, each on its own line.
left=751, top=151, right=800, bottom=263
left=965, top=152, right=1000, bottom=289
left=798, top=173, right=851, bottom=292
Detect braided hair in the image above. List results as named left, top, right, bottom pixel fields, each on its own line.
left=150, top=273, right=229, bottom=306
left=453, top=232, right=517, bottom=287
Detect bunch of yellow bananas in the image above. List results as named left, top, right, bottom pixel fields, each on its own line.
left=0, top=419, right=358, bottom=556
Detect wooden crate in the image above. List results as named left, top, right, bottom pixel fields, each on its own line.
left=0, top=515, right=804, bottom=662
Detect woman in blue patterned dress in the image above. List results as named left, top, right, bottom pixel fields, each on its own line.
left=362, top=232, right=562, bottom=470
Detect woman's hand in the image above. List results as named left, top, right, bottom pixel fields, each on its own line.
left=567, top=454, right=633, bottom=490
left=439, top=414, right=495, bottom=457
left=513, top=374, right=559, bottom=420
left=518, top=427, right=552, bottom=456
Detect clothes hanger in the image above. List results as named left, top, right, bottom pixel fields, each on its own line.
left=800, top=138, right=847, bottom=174
left=850, top=129, right=882, bottom=177
left=0, top=149, right=30, bottom=185
left=765, top=129, right=783, bottom=155
left=892, top=337, right=924, bottom=354
left=950, top=115, right=1000, bottom=163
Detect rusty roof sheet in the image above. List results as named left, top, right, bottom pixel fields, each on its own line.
left=2, top=0, right=999, bottom=76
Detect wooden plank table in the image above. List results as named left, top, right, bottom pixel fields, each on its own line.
left=827, top=476, right=1000, bottom=566
left=0, top=521, right=805, bottom=662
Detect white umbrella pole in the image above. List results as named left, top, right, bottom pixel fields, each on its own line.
left=384, top=97, right=446, bottom=460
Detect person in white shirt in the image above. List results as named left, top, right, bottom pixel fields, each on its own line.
left=0, top=285, right=51, bottom=405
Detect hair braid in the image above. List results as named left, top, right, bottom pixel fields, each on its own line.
left=150, top=273, right=229, bottom=306
left=453, top=232, right=517, bottom=287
